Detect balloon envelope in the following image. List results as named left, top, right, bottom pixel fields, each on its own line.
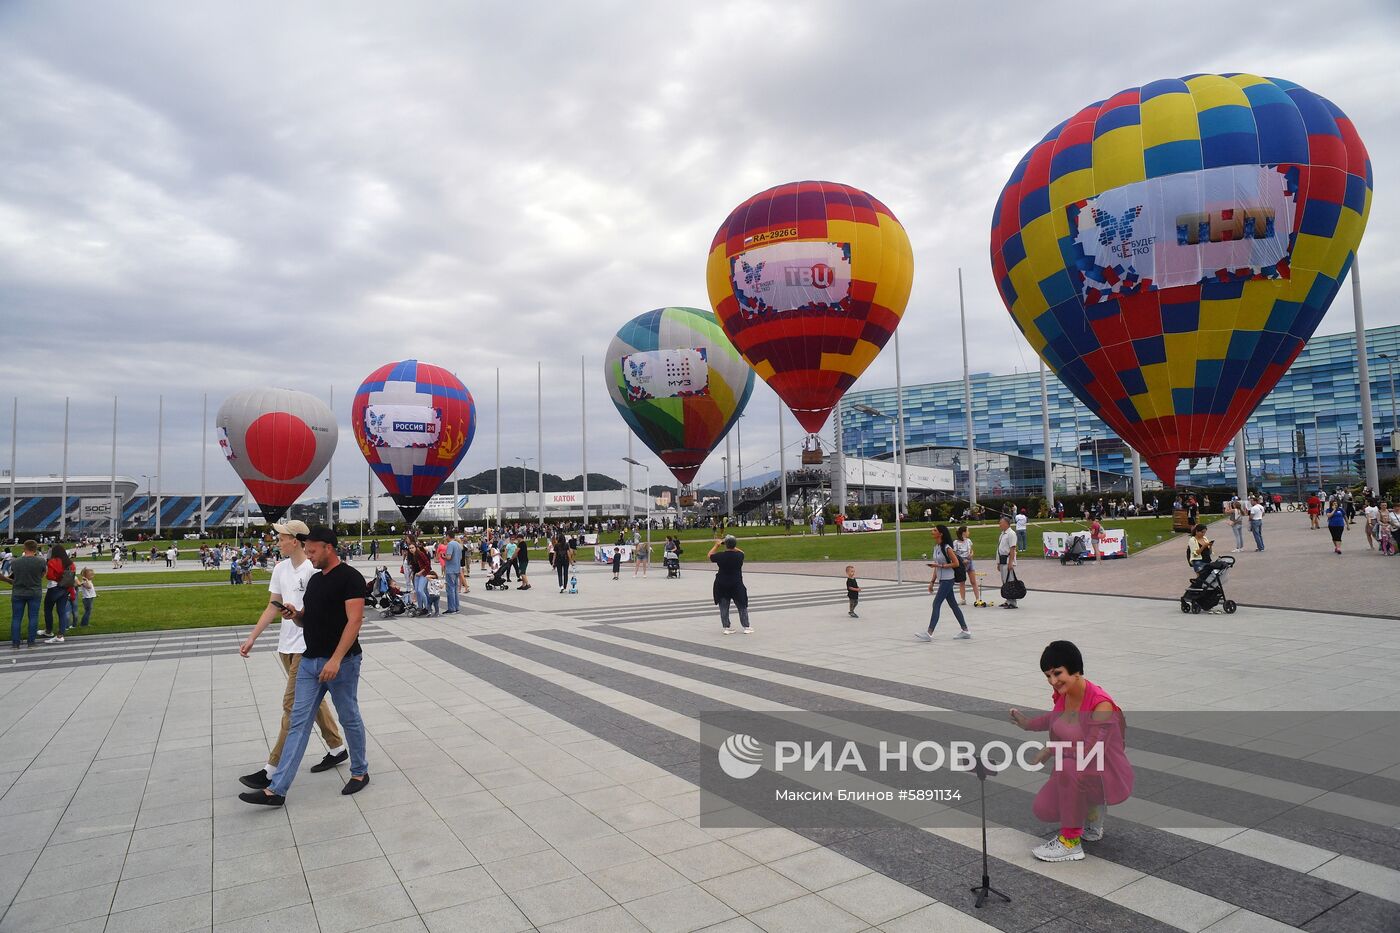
left=351, top=360, right=476, bottom=524
left=706, top=180, right=913, bottom=434
left=604, top=307, right=755, bottom=485
left=216, top=388, right=337, bottom=525
left=991, top=74, right=1371, bottom=486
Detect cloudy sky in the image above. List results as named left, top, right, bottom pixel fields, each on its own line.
left=2, top=1, right=1396, bottom=499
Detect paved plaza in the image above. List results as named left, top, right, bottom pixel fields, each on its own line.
left=2, top=540, right=1398, bottom=932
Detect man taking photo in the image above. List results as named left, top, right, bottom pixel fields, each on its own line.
left=240, top=525, right=369, bottom=806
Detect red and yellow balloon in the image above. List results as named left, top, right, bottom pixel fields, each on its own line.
left=706, top=181, right=913, bottom=434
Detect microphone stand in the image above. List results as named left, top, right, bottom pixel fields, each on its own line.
left=969, top=758, right=1009, bottom=909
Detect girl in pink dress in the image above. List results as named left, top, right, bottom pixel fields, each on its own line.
left=1009, top=640, right=1134, bottom=862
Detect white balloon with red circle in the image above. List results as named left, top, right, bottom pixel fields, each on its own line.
left=215, top=387, right=337, bottom=524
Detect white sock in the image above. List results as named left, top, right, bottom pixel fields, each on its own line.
left=328, top=745, right=347, bottom=756
left=263, top=763, right=274, bottom=773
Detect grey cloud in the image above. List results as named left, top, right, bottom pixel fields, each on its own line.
left=2, top=0, right=1396, bottom=495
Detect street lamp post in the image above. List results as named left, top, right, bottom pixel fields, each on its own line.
left=514, top=457, right=533, bottom=525
left=854, top=405, right=902, bottom=584
left=721, top=455, right=732, bottom=517
left=622, top=457, right=651, bottom=563
left=1380, top=354, right=1399, bottom=469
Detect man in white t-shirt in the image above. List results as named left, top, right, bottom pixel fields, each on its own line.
left=1247, top=497, right=1266, bottom=552
left=236, top=520, right=346, bottom=790
left=997, top=516, right=1020, bottom=609
left=1014, top=509, right=1028, bottom=552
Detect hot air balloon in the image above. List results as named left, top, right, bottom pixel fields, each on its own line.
left=991, top=74, right=1371, bottom=486
left=705, top=181, right=914, bottom=439
left=216, top=388, right=337, bottom=525
left=605, top=307, right=756, bottom=486
left=351, top=360, right=476, bottom=525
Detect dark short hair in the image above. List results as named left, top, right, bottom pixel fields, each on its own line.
left=305, top=525, right=338, bottom=547
left=1039, top=640, right=1083, bottom=675
left=23, top=539, right=39, bottom=552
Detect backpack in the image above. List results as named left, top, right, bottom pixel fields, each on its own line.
left=947, top=544, right=966, bottom=583
left=59, top=564, right=77, bottom=589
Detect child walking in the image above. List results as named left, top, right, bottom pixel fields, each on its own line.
left=845, top=566, right=860, bottom=618
left=426, top=571, right=443, bottom=616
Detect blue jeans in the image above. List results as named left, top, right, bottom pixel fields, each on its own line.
left=80, top=597, right=94, bottom=626
left=11, top=594, right=41, bottom=647
left=1231, top=523, right=1244, bottom=549
left=268, top=654, right=366, bottom=796
left=1016, top=529, right=1027, bottom=551
left=1250, top=519, right=1264, bottom=550
left=444, top=570, right=460, bottom=612
left=414, top=575, right=429, bottom=609
left=928, top=579, right=967, bottom=631
left=43, top=588, right=72, bottom=635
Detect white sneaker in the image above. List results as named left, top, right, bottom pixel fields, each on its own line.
left=722, top=628, right=734, bottom=635
left=915, top=632, right=932, bottom=642
left=1031, top=834, right=1084, bottom=862
left=742, top=628, right=753, bottom=635
left=954, top=631, right=972, bottom=639
left=1082, top=808, right=1105, bottom=842
left=44, top=636, right=64, bottom=644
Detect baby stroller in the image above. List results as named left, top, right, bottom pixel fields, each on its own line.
left=1180, top=555, right=1237, bottom=615
left=1060, top=536, right=1088, bottom=566
left=370, top=567, right=408, bottom=618
left=664, top=551, right=681, bottom=578
left=483, top=562, right=511, bottom=591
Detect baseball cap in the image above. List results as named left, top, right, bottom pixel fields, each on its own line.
left=272, top=520, right=311, bottom=539
left=305, top=525, right=338, bottom=546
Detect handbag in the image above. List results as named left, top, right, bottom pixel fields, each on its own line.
left=1000, top=567, right=1026, bottom=600
left=948, top=545, right=966, bottom=583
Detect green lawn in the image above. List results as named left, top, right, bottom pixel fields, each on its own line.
left=89, top=569, right=271, bottom=587
left=63, top=585, right=272, bottom=635
left=676, top=517, right=1179, bottom=563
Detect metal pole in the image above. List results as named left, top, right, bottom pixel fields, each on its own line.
left=1234, top=430, right=1250, bottom=502
left=832, top=404, right=845, bottom=515
left=627, top=433, right=634, bottom=523
left=894, top=330, right=908, bottom=515
left=326, top=386, right=334, bottom=526
left=581, top=355, right=588, bottom=525
left=200, top=393, right=207, bottom=535
left=156, top=394, right=163, bottom=538
left=1039, top=359, right=1053, bottom=508
left=60, top=397, right=69, bottom=539
left=725, top=434, right=733, bottom=516
left=110, top=396, right=118, bottom=540
left=891, top=415, right=902, bottom=584
left=1350, top=257, right=1380, bottom=493
left=367, top=463, right=375, bottom=530
left=778, top=403, right=788, bottom=523
left=1131, top=449, right=1143, bottom=507
left=1072, top=405, right=1083, bottom=493
left=1313, top=412, right=1323, bottom=490
left=958, top=268, right=977, bottom=507
left=537, top=362, right=543, bottom=524
left=7, top=397, right=15, bottom=542
left=736, top=416, right=744, bottom=499
left=495, top=368, right=501, bottom=521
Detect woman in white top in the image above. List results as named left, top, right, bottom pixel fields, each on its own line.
left=1226, top=499, right=1245, bottom=553
left=952, top=525, right=985, bottom=607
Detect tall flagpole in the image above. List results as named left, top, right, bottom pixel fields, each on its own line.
left=367, top=464, right=375, bottom=529
left=536, top=362, right=543, bottom=524
left=959, top=268, right=977, bottom=508
left=326, top=386, right=334, bottom=526
left=1234, top=431, right=1249, bottom=501
left=495, top=368, right=501, bottom=523
left=110, top=397, right=118, bottom=540
left=200, top=393, right=207, bottom=535
left=627, top=433, right=634, bottom=523
left=1040, top=359, right=1054, bottom=507
left=725, top=434, right=733, bottom=516
left=156, top=394, right=164, bottom=538
left=894, top=331, right=907, bottom=515
left=1351, top=256, right=1380, bottom=492
left=8, top=397, right=16, bottom=542
left=60, top=397, right=70, bottom=539
left=778, top=403, right=787, bottom=524
left=580, top=355, right=589, bottom=525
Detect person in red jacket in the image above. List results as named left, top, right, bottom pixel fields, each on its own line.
left=43, top=544, right=77, bottom=643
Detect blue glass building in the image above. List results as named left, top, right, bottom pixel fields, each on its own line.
left=840, top=325, right=1400, bottom=498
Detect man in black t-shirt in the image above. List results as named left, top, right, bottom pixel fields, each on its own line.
left=241, top=526, right=370, bottom=806
left=708, top=535, right=750, bottom=634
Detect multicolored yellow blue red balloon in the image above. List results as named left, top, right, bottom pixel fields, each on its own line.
left=706, top=181, right=914, bottom=435
left=990, top=74, right=1371, bottom=486
left=604, top=307, right=755, bottom=485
